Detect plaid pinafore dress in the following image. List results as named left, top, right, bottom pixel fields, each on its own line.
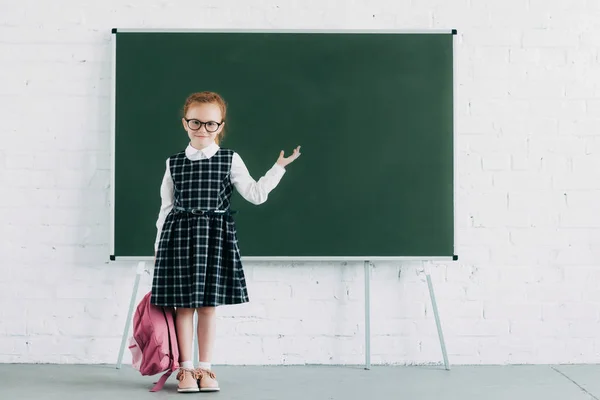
left=151, top=148, right=249, bottom=308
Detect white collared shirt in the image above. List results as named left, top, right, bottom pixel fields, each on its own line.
left=154, top=142, right=286, bottom=251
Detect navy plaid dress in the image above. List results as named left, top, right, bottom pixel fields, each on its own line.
left=151, top=148, right=249, bottom=308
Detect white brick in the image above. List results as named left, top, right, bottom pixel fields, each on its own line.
left=5, top=153, right=35, bottom=169
left=460, top=80, right=511, bottom=100
left=509, top=48, right=566, bottom=65
left=56, top=282, right=114, bottom=300
left=530, top=99, right=587, bottom=119
left=235, top=318, right=302, bottom=336
left=457, top=117, right=497, bottom=135
left=484, top=302, right=542, bottom=320
left=0, top=336, right=29, bottom=355
left=0, top=319, right=27, bottom=336
left=564, top=339, right=596, bottom=363
left=290, top=281, right=341, bottom=301
left=85, top=337, right=122, bottom=364
left=495, top=171, right=553, bottom=191
left=522, top=29, right=580, bottom=48
left=462, top=191, right=508, bottom=213
left=475, top=280, right=528, bottom=303
left=569, top=322, right=600, bottom=338
left=564, top=190, right=600, bottom=209
left=510, top=229, right=566, bottom=246
left=532, top=339, right=569, bottom=363
left=470, top=53, right=516, bottom=80
left=501, top=118, right=559, bottom=137
left=482, top=154, right=511, bottom=171
left=529, top=0, right=589, bottom=11
left=370, top=336, right=410, bottom=358
left=370, top=319, right=417, bottom=337
left=510, top=320, right=570, bottom=338
left=499, top=265, right=564, bottom=284
left=450, top=246, right=491, bottom=271
left=459, top=227, right=511, bottom=248
left=580, top=31, right=600, bottom=47
left=553, top=172, right=600, bottom=190
left=252, top=264, right=312, bottom=282
left=572, top=155, right=600, bottom=174
left=542, top=303, right=599, bottom=321
left=218, top=302, right=267, bottom=318
left=509, top=190, right=566, bottom=212
left=564, top=229, right=600, bottom=246
left=584, top=137, right=600, bottom=155
left=4, top=170, right=56, bottom=189
left=437, top=300, right=483, bottom=319
left=530, top=135, right=587, bottom=156
left=245, top=282, right=292, bottom=300
left=469, top=98, right=530, bottom=118
left=567, top=48, right=597, bottom=66
left=458, top=171, right=495, bottom=190
left=463, top=29, right=522, bottom=47
left=378, top=301, right=426, bottom=320
left=559, top=118, right=600, bottom=136
left=386, top=283, right=429, bottom=303
left=470, top=209, right=530, bottom=229
left=565, top=82, right=600, bottom=98
left=559, top=211, right=600, bottom=228
left=554, top=245, right=596, bottom=265
left=467, top=135, right=528, bottom=155
left=486, top=8, right=550, bottom=29
left=370, top=263, right=401, bottom=281
left=541, top=154, right=571, bottom=175
left=506, top=79, right=565, bottom=100
left=24, top=335, right=91, bottom=358
left=214, top=335, right=264, bottom=364
left=527, top=285, right=583, bottom=303
left=447, top=319, right=509, bottom=337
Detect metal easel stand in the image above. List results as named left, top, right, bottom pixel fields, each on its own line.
left=116, top=261, right=146, bottom=369
left=423, top=261, right=450, bottom=371
left=362, top=260, right=450, bottom=371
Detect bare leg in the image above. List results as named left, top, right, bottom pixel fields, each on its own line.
left=196, top=306, right=216, bottom=364
left=175, top=308, right=195, bottom=364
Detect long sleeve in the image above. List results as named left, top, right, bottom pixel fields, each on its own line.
left=230, top=152, right=286, bottom=205
left=155, top=159, right=174, bottom=252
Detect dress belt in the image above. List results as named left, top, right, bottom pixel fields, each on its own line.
left=173, top=206, right=237, bottom=216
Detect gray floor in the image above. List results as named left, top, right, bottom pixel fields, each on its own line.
left=0, top=364, right=598, bottom=400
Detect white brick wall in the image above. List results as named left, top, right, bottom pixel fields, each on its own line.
left=1, top=0, right=599, bottom=366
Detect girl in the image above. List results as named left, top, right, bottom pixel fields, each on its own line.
left=151, top=91, right=300, bottom=393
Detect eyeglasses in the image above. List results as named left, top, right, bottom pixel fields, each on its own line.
left=184, top=118, right=223, bottom=133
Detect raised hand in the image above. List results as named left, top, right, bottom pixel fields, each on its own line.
left=276, top=146, right=301, bottom=168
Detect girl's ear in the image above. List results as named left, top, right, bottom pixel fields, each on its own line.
left=181, top=118, right=187, bottom=130
left=217, top=121, right=225, bottom=134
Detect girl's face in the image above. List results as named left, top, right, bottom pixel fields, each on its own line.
left=182, top=102, right=224, bottom=149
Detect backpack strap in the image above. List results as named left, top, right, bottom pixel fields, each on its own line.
left=165, top=307, right=179, bottom=372
left=149, top=307, right=179, bottom=392
left=150, top=370, right=173, bottom=392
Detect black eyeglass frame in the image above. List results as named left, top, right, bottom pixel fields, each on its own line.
left=184, top=118, right=224, bottom=133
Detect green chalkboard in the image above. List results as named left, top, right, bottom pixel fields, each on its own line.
left=111, top=30, right=455, bottom=259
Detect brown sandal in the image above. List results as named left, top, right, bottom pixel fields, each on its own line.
left=195, top=368, right=220, bottom=392
left=176, top=368, right=199, bottom=393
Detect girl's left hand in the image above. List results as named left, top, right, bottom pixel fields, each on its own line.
left=276, top=146, right=301, bottom=168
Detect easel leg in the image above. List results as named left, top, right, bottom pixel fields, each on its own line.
left=364, top=260, right=371, bottom=370
left=425, top=266, right=450, bottom=371
left=116, top=261, right=145, bottom=369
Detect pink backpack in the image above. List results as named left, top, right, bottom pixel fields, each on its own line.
left=128, top=292, right=179, bottom=392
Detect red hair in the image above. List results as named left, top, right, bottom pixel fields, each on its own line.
left=183, top=91, right=227, bottom=144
